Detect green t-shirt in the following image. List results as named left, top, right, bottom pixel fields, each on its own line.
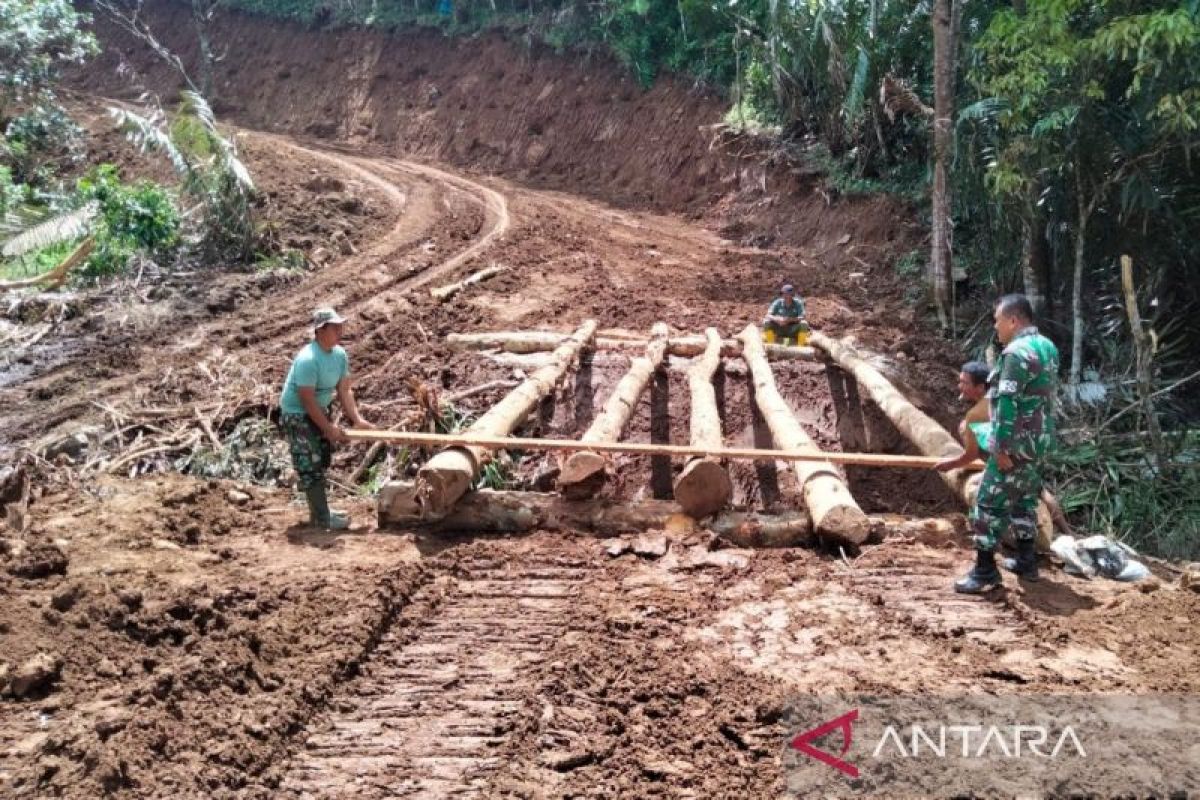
left=279, top=341, right=350, bottom=415
left=768, top=297, right=806, bottom=318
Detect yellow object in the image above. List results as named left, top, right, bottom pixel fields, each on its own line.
left=795, top=331, right=810, bottom=347
left=762, top=328, right=777, bottom=344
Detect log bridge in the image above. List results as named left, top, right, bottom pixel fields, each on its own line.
left=370, top=321, right=988, bottom=547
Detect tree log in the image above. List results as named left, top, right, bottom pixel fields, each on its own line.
left=430, top=263, right=508, bottom=301
left=384, top=320, right=596, bottom=520
left=674, top=328, right=733, bottom=517
left=810, top=331, right=1054, bottom=549
left=446, top=330, right=816, bottom=361
left=736, top=325, right=870, bottom=544
left=559, top=323, right=669, bottom=498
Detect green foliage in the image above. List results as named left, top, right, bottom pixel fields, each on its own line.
left=112, top=92, right=257, bottom=262
left=0, top=236, right=73, bottom=280
left=0, top=0, right=98, bottom=113
left=1052, top=433, right=1200, bottom=560
left=77, top=164, right=180, bottom=276
left=3, top=103, right=84, bottom=184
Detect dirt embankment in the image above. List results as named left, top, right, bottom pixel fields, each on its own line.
left=76, top=0, right=914, bottom=253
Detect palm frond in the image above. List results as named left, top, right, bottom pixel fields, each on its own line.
left=957, top=97, right=1007, bottom=125
left=842, top=45, right=870, bottom=128
left=1, top=202, right=97, bottom=258
left=109, top=105, right=193, bottom=180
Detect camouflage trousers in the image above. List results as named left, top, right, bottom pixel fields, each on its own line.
left=280, top=412, right=332, bottom=490
left=971, top=456, right=1042, bottom=552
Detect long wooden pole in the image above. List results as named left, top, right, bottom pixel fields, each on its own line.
left=736, top=324, right=871, bottom=544
left=673, top=327, right=733, bottom=517
left=348, top=429, right=983, bottom=470
left=446, top=330, right=816, bottom=361
left=559, top=323, right=669, bottom=497
left=381, top=320, right=597, bottom=521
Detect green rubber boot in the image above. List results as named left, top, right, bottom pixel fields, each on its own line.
left=304, top=482, right=350, bottom=530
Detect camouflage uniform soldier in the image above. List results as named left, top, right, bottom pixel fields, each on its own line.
left=279, top=308, right=375, bottom=530
left=955, top=294, right=1060, bottom=594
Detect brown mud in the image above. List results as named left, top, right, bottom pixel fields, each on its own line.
left=0, top=5, right=1197, bottom=798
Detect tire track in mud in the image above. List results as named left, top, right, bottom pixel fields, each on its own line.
left=277, top=545, right=588, bottom=798
left=843, top=548, right=1028, bottom=647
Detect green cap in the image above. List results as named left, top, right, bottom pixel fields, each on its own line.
left=312, top=307, right=347, bottom=329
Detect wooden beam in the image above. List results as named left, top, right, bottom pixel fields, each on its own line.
left=381, top=320, right=597, bottom=521
left=446, top=330, right=817, bottom=361
left=559, top=323, right=669, bottom=498
left=736, top=324, right=870, bottom=545
left=430, top=263, right=507, bottom=301
left=673, top=327, right=733, bottom=517
left=347, top=428, right=984, bottom=470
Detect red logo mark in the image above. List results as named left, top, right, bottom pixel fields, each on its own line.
left=790, top=709, right=860, bottom=778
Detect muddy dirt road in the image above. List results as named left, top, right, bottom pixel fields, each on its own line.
left=3, top=120, right=1199, bottom=800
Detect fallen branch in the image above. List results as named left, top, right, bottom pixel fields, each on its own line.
left=430, top=263, right=508, bottom=301
left=0, top=237, right=95, bottom=291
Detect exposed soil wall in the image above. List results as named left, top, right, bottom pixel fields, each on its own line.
left=76, top=0, right=914, bottom=250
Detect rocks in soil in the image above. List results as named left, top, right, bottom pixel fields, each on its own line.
left=6, top=652, right=62, bottom=697
left=632, top=532, right=668, bottom=559
left=226, top=489, right=251, bottom=506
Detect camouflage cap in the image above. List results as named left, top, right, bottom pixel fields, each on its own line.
left=312, top=307, right=347, bottom=329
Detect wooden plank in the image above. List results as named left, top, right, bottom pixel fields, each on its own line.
left=347, top=429, right=984, bottom=470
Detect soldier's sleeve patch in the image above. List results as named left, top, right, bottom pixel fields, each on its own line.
left=998, top=379, right=1019, bottom=394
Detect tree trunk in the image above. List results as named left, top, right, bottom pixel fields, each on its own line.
left=447, top=330, right=815, bottom=361
left=191, top=0, right=215, bottom=99
left=1069, top=193, right=1089, bottom=387
left=386, top=320, right=596, bottom=520
left=674, top=328, right=734, bottom=518
left=1021, top=195, right=1051, bottom=316
left=559, top=323, right=669, bottom=497
left=736, top=325, right=869, bottom=545
left=930, top=0, right=956, bottom=330
left=1120, top=255, right=1168, bottom=474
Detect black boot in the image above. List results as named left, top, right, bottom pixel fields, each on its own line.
left=1002, top=538, right=1040, bottom=581
left=954, top=549, right=1002, bottom=594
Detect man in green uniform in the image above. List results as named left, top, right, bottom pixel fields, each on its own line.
left=954, top=294, right=1060, bottom=593
left=279, top=308, right=374, bottom=530
left=762, top=284, right=809, bottom=345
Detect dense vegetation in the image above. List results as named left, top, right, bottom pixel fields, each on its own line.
left=3, top=0, right=1198, bottom=555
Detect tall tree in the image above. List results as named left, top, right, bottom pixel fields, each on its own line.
left=930, top=0, right=956, bottom=330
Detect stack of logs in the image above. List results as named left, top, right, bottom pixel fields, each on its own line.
left=374, top=320, right=1031, bottom=548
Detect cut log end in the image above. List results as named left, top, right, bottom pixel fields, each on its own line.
left=557, top=451, right=608, bottom=498
left=814, top=504, right=872, bottom=546
left=673, top=458, right=733, bottom=519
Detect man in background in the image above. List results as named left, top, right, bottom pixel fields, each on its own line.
left=762, top=284, right=809, bottom=345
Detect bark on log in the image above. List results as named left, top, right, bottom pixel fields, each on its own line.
left=559, top=323, right=669, bottom=498
left=384, top=320, right=596, bottom=520
left=379, top=483, right=811, bottom=545
left=736, top=325, right=870, bottom=545
left=674, top=328, right=733, bottom=517
left=810, top=331, right=1054, bottom=549
left=446, top=330, right=816, bottom=361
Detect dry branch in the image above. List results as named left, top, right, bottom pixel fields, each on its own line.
left=673, top=327, right=733, bottom=518
left=559, top=323, right=669, bottom=498
left=0, top=238, right=95, bottom=291
left=737, top=325, right=870, bottom=545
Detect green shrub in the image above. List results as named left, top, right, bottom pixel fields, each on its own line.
left=77, top=165, right=180, bottom=276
